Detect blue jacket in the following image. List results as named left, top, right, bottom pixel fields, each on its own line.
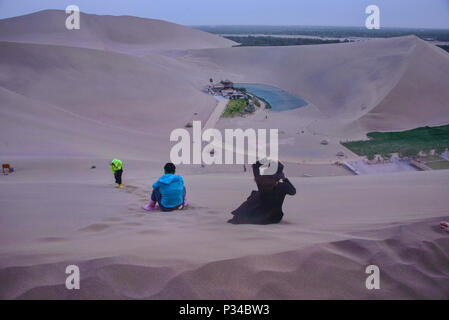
left=152, top=174, right=184, bottom=208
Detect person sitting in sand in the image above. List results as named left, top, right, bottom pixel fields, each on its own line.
left=110, top=158, right=123, bottom=188
left=228, top=160, right=296, bottom=225
left=143, top=162, right=187, bottom=212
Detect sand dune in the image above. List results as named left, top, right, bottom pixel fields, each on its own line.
left=0, top=10, right=236, bottom=54
left=0, top=40, right=217, bottom=158
left=359, top=38, right=449, bottom=131
left=4, top=218, right=449, bottom=299
left=151, top=219, right=449, bottom=300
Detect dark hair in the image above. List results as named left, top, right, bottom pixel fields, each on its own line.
left=164, top=162, right=176, bottom=174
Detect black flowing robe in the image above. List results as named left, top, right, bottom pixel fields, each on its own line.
left=228, top=163, right=296, bottom=225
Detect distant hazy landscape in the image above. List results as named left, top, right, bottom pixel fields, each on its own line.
left=195, top=25, right=449, bottom=51
left=195, top=25, right=449, bottom=40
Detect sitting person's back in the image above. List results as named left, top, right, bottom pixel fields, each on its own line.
left=143, top=163, right=187, bottom=212
left=152, top=173, right=184, bottom=208
left=228, top=161, right=296, bottom=224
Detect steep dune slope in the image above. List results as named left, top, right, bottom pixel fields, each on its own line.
left=358, top=38, right=449, bottom=131
left=0, top=41, right=213, bottom=133
left=0, top=86, right=166, bottom=158
left=0, top=41, right=216, bottom=157
left=0, top=10, right=236, bottom=54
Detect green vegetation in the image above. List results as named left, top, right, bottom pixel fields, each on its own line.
left=420, top=155, right=449, bottom=170
left=225, top=36, right=343, bottom=47
left=195, top=25, right=449, bottom=42
left=341, top=125, right=449, bottom=159
left=222, top=99, right=249, bottom=117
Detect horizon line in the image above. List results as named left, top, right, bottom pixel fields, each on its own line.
left=1, top=9, right=448, bottom=31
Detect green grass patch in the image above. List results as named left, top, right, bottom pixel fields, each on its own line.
left=425, top=160, right=449, bottom=170
left=341, top=125, right=449, bottom=159
left=419, top=155, right=449, bottom=170
left=222, top=99, right=248, bottom=117
left=225, top=36, right=344, bottom=47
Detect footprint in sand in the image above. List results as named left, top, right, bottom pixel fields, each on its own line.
left=138, top=229, right=164, bottom=235
left=78, top=223, right=110, bottom=232
left=194, top=205, right=208, bottom=210
left=122, top=222, right=144, bottom=226
left=103, top=217, right=123, bottom=222
left=123, top=185, right=140, bottom=194
left=118, top=183, right=150, bottom=199
left=127, top=206, right=145, bottom=213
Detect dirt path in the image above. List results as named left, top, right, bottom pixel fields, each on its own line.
left=203, top=98, right=228, bottom=130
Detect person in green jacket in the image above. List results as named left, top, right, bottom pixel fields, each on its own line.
left=110, top=158, right=123, bottom=188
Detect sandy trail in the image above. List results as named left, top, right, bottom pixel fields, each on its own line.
left=203, top=98, right=229, bottom=130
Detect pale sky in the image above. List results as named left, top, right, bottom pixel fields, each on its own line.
left=0, top=0, right=448, bottom=29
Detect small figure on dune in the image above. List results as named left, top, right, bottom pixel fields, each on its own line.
left=2, top=163, right=13, bottom=175
left=110, top=158, right=123, bottom=188
left=228, top=160, right=296, bottom=225
left=143, top=162, right=187, bottom=212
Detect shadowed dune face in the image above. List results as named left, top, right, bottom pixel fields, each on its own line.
left=0, top=40, right=216, bottom=157
left=0, top=10, right=237, bottom=54
left=0, top=41, right=212, bottom=132
left=0, top=11, right=235, bottom=158
left=358, top=38, right=449, bottom=132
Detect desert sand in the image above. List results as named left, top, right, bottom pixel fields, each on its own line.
left=0, top=10, right=448, bottom=299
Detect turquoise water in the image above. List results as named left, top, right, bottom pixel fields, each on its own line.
left=234, top=83, right=307, bottom=112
